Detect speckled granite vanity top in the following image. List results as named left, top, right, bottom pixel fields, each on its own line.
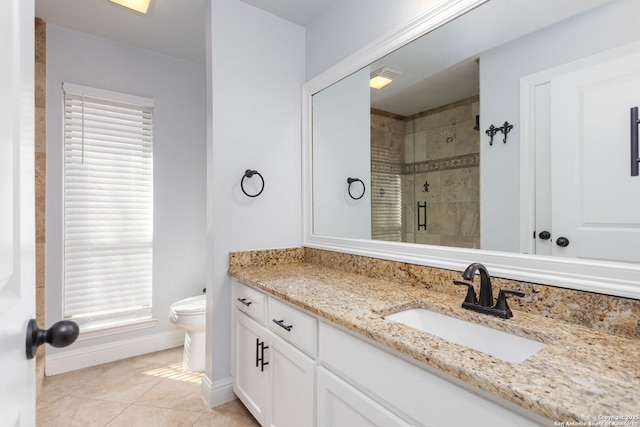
left=229, top=259, right=640, bottom=423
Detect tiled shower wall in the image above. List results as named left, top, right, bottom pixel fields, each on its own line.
left=404, top=96, right=480, bottom=247
left=35, top=17, right=46, bottom=395
left=371, top=96, right=480, bottom=248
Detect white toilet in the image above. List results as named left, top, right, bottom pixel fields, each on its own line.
left=169, top=294, right=206, bottom=372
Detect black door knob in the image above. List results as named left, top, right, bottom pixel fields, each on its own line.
left=26, top=319, right=79, bottom=359
left=556, top=237, right=570, bottom=247
left=538, top=231, right=551, bottom=240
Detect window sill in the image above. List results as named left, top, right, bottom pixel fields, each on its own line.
left=77, top=317, right=158, bottom=341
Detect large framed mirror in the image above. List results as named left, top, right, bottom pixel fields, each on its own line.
left=302, top=0, right=640, bottom=299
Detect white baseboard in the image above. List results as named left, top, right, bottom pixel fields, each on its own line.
left=201, top=374, right=235, bottom=408
left=45, top=330, right=185, bottom=375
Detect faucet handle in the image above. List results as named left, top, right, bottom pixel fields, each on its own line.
left=453, top=281, right=478, bottom=304
left=494, top=289, right=525, bottom=318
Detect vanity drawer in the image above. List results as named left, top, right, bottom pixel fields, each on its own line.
left=268, top=298, right=317, bottom=357
left=232, top=280, right=267, bottom=324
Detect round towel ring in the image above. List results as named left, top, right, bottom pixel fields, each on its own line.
left=347, top=177, right=365, bottom=200
left=241, top=169, right=264, bottom=198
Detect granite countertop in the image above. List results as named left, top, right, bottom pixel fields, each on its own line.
left=229, top=262, right=640, bottom=423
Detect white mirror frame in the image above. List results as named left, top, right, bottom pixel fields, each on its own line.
left=302, top=0, right=640, bottom=300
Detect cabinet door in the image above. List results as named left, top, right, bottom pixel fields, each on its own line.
left=234, top=311, right=269, bottom=425
left=319, top=323, right=547, bottom=426
left=317, top=367, right=411, bottom=427
left=268, top=333, right=315, bottom=427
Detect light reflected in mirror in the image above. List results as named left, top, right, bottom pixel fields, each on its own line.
left=312, top=0, right=640, bottom=265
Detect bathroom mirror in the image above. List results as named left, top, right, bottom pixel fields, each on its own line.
left=303, top=0, right=640, bottom=298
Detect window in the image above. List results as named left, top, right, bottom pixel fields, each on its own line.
left=62, top=83, right=154, bottom=333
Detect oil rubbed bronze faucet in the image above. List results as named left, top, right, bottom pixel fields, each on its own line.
left=453, top=262, right=524, bottom=319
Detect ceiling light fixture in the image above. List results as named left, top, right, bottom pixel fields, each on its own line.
left=109, top=0, right=151, bottom=14
left=370, top=66, right=403, bottom=89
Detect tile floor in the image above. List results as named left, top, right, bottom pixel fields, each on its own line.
left=37, top=346, right=260, bottom=427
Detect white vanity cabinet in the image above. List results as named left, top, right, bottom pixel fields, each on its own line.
left=232, top=280, right=316, bottom=427
left=232, top=279, right=548, bottom=427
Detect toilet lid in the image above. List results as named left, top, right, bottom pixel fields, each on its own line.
left=170, top=294, right=206, bottom=316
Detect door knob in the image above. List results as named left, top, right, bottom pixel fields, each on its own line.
left=26, top=319, right=79, bottom=359
left=556, top=237, right=570, bottom=247
left=538, top=231, right=551, bottom=240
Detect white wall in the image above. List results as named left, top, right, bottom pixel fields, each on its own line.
left=205, top=0, right=305, bottom=405
left=45, top=25, right=207, bottom=367
left=313, top=67, right=371, bottom=239
left=305, top=0, right=443, bottom=80
left=480, top=0, right=640, bottom=252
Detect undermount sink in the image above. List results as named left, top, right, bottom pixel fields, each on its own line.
left=385, top=308, right=546, bottom=363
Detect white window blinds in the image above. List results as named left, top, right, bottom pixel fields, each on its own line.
left=63, top=83, right=154, bottom=329
left=371, top=144, right=402, bottom=242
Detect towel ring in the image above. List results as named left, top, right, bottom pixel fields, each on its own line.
left=347, top=177, right=365, bottom=200
left=241, top=169, right=264, bottom=198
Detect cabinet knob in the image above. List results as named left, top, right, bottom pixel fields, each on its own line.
left=556, top=237, right=570, bottom=247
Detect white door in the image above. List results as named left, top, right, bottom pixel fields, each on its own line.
left=550, top=47, right=640, bottom=262
left=0, top=0, right=36, bottom=425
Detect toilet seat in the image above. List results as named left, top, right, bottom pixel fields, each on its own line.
left=170, top=294, right=206, bottom=316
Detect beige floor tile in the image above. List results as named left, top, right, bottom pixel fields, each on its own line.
left=106, top=405, right=201, bottom=427
left=70, top=359, right=162, bottom=403
left=38, top=348, right=259, bottom=426
left=136, top=378, right=209, bottom=412
left=141, top=362, right=203, bottom=384
left=71, top=373, right=161, bottom=404
left=194, top=399, right=260, bottom=427
left=36, top=393, right=66, bottom=426
left=100, top=355, right=157, bottom=373
left=37, top=395, right=128, bottom=427
left=41, top=363, right=111, bottom=396
left=130, top=346, right=184, bottom=367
